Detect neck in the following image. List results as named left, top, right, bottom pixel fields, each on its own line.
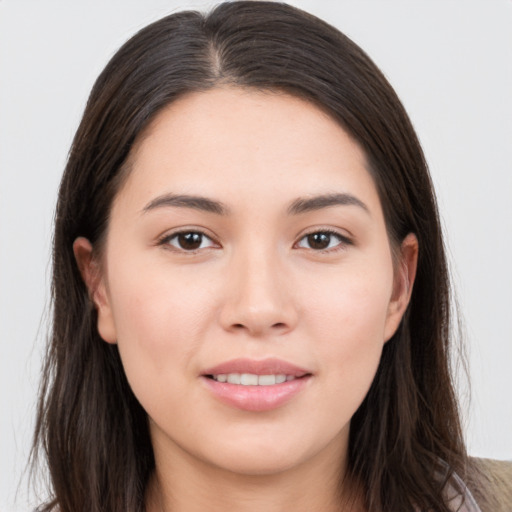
left=145, top=433, right=364, bottom=512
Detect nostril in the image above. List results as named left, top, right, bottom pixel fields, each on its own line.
left=230, top=322, right=288, bottom=333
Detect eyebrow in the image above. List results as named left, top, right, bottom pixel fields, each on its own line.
left=141, top=191, right=369, bottom=217
left=287, top=193, right=369, bottom=215
left=142, top=193, right=229, bottom=215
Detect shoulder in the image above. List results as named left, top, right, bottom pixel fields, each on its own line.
left=465, top=457, right=512, bottom=512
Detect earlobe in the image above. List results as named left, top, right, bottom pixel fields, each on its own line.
left=73, top=237, right=117, bottom=344
left=384, top=233, right=419, bottom=342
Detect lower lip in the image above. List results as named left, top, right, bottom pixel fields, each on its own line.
left=201, top=376, right=310, bottom=412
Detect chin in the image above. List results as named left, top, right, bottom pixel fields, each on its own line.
left=208, top=451, right=305, bottom=477
left=195, top=429, right=337, bottom=478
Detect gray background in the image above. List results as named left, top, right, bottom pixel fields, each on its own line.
left=1, top=1, right=511, bottom=510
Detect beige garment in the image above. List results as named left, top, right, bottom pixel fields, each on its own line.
left=465, top=458, right=512, bottom=512
left=436, top=458, right=511, bottom=511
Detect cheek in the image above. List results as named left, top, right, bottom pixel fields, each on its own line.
left=305, top=261, right=393, bottom=343
left=106, top=259, right=218, bottom=390
left=302, top=264, right=392, bottom=410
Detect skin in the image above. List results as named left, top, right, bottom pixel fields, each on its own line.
left=74, top=87, right=418, bottom=512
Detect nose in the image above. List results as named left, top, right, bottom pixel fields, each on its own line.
left=219, top=245, right=299, bottom=337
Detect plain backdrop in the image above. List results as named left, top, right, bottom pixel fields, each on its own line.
left=1, top=1, right=511, bottom=510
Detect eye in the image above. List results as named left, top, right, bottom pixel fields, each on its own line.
left=296, top=230, right=350, bottom=251
left=161, top=231, right=217, bottom=251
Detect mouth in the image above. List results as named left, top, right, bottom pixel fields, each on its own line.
left=204, top=373, right=306, bottom=385
left=200, top=358, right=312, bottom=412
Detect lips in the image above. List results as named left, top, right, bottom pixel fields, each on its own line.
left=200, top=358, right=312, bottom=412
left=201, top=357, right=311, bottom=377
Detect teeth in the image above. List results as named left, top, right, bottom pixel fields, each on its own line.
left=212, top=373, right=295, bottom=385
left=240, top=373, right=258, bottom=385
left=258, top=374, right=276, bottom=386
left=227, top=373, right=240, bottom=384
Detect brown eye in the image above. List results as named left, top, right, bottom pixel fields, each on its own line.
left=296, top=231, right=349, bottom=251
left=307, top=233, right=331, bottom=250
left=164, top=231, right=216, bottom=251
left=177, top=232, right=203, bottom=250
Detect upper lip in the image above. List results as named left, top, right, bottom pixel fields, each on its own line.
left=201, top=358, right=311, bottom=377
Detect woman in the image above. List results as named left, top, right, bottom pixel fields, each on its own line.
left=31, top=2, right=511, bottom=511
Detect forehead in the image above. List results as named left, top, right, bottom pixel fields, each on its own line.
left=117, top=86, right=381, bottom=216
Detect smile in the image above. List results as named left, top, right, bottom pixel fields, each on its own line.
left=208, top=373, right=296, bottom=385
left=201, top=358, right=312, bottom=412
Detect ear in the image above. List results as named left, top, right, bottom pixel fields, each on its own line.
left=384, top=233, right=418, bottom=342
left=73, top=237, right=117, bottom=344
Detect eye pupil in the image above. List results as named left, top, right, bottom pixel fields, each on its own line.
left=178, top=232, right=203, bottom=250
left=307, top=232, right=330, bottom=249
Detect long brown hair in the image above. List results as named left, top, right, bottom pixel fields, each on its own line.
left=32, top=2, right=467, bottom=511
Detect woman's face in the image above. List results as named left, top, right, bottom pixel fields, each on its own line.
left=76, top=87, right=416, bottom=477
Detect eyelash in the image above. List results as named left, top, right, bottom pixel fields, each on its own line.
left=295, top=229, right=352, bottom=253
left=158, top=228, right=352, bottom=254
left=158, top=230, right=219, bottom=253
